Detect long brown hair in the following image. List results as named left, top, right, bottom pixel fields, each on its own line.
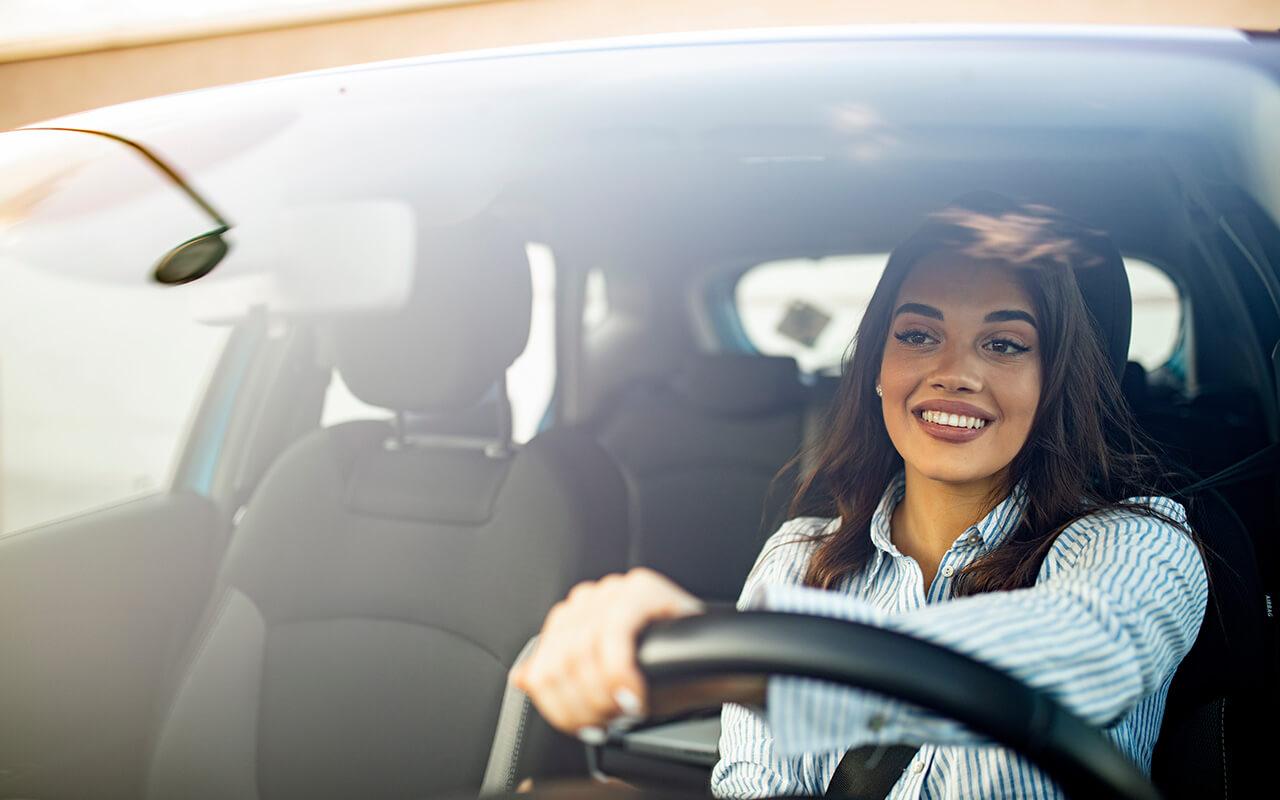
left=793, top=193, right=1187, bottom=595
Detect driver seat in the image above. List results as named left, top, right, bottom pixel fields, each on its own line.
left=1067, top=227, right=1269, bottom=797
left=948, top=191, right=1270, bottom=798
left=144, top=218, right=630, bottom=799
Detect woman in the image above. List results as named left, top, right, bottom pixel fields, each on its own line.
left=509, top=193, right=1207, bottom=798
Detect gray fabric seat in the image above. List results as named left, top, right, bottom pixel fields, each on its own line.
left=594, top=354, right=805, bottom=602
left=146, top=220, right=629, bottom=800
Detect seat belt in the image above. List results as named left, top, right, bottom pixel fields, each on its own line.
left=480, top=636, right=540, bottom=795
left=825, top=744, right=918, bottom=799
left=1169, top=442, right=1280, bottom=499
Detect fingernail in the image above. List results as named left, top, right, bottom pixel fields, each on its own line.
left=577, top=726, right=606, bottom=746
left=613, top=687, right=642, bottom=716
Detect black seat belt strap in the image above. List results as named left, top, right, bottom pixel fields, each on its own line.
left=1171, top=442, right=1280, bottom=499
left=825, top=744, right=918, bottom=799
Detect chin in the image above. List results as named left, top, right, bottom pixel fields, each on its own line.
left=910, top=458, right=1009, bottom=488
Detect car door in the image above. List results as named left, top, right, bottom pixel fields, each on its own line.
left=0, top=127, right=294, bottom=800
left=0, top=295, right=264, bottom=800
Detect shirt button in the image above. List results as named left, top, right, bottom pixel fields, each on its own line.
left=966, top=532, right=983, bottom=545
left=868, top=713, right=888, bottom=731
left=940, top=565, right=956, bottom=578
left=912, top=761, right=925, bottom=774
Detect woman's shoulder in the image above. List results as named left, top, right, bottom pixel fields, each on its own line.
left=767, top=516, right=840, bottom=546
left=1046, top=495, right=1198, bottom=569
left=735, top=517, right=835, bottom=607
left=1063, top=495, right=1189, bottom=533
left=755, top=516, right=835, bottom=567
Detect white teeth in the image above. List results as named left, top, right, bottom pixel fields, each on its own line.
left=921, top=410, right=988, bottom=429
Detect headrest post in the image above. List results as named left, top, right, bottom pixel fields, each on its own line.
left=486, top=375, right=514, bottom=458
left=393, top=410, right=407, bottom=448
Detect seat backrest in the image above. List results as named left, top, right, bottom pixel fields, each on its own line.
left=1151, top=489, right=1269, bottom=799
left=1044, top=213, right=1271, bottom=797
left=594, top=354, right=804, bottom=602
left=145, top=220, right=629, bottom=800
left=1120, top=377, right=1271, bottom=796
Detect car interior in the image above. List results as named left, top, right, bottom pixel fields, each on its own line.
left=0, top=35, right=1278, bottom=800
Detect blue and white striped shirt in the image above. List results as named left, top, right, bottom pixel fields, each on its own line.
left=711, top=473, right=1207, bottom=799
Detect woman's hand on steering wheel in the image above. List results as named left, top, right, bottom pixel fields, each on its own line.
left=509, top=568, right=705, bottom=739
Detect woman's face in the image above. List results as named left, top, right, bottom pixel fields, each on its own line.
left=878, top=252, right=1042, bottom=490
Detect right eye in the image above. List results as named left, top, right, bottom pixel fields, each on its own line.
left=893, top=328, right=936, bottom=346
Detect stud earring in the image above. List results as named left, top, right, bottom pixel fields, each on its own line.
left=875, top=384, right=883, bottom=397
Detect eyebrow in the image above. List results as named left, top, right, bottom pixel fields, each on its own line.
left=983, top=309, right=1038, bottom=328
left=893, top=303, right=1038, bottom=328
left=894, top=302, right=942, bottom=320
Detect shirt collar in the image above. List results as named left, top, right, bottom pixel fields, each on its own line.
left=867, top=472, right=1027, bottom=557
left=868, top=472, right=907, bottom=556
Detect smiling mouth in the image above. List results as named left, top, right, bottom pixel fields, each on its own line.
left=913, top=409, right=994, bottom=442
left=918, top=410, right=988, bottom=429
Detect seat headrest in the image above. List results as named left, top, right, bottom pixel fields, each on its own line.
left=670, top=354, right=802, bottom=416
left=334, top=218, right=532, bottom=413
left=1070, top=233, right=1131, bottom=383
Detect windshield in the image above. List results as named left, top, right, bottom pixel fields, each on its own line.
left=1, top=32, right=1278, bottom=800
left=1, top=36, right=1277, bottom=528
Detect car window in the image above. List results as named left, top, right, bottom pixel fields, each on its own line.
left=320, top=241, right=557, bottom=444
left=733, top=255, right=1181, bottom=373
left=1126, top=261, right=1182, bottom=369
left=0, top=258, right=229, bottom=535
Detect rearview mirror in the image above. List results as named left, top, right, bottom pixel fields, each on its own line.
left=153, top=228, right=231, bottom=285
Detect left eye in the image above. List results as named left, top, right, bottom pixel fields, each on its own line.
left=985, top=339, right=1029, bottom=354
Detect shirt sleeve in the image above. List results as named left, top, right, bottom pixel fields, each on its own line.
left=753, top=498, right=1208, bottom=756
left=710, top=518, right=830, bottom=798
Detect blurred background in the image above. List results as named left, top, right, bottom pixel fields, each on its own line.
left=2, top=0, right=1279, bottom=131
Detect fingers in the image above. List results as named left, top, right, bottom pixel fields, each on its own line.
left=509, top=568, right=704, bottom=737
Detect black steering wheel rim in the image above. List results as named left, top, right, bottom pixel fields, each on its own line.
left=636, top=611, right=1160, bottom=800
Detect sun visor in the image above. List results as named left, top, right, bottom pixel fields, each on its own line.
left=0, top=98, right=435, bottom=321
left=185, top=201, right=416, bottom=322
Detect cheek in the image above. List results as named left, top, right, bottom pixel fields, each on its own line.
left=877, top=350, right=916, bottom=391
left=1000, top=368, right=1042, bottom=432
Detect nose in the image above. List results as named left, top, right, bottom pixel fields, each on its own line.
left=928, top=343, right=983, bottom=393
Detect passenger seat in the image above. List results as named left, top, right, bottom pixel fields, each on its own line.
left=594, top=354, right=806, bottom=601
left=145, top=220, right=630, bottom=799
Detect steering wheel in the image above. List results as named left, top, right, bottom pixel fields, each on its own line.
left=634, top=610, right=1161, bottom=800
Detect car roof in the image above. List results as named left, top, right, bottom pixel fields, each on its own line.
left=286, top=24, right=1255, bottom=77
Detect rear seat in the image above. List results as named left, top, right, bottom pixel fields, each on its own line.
left=593, top=354, right=808, bottom=602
